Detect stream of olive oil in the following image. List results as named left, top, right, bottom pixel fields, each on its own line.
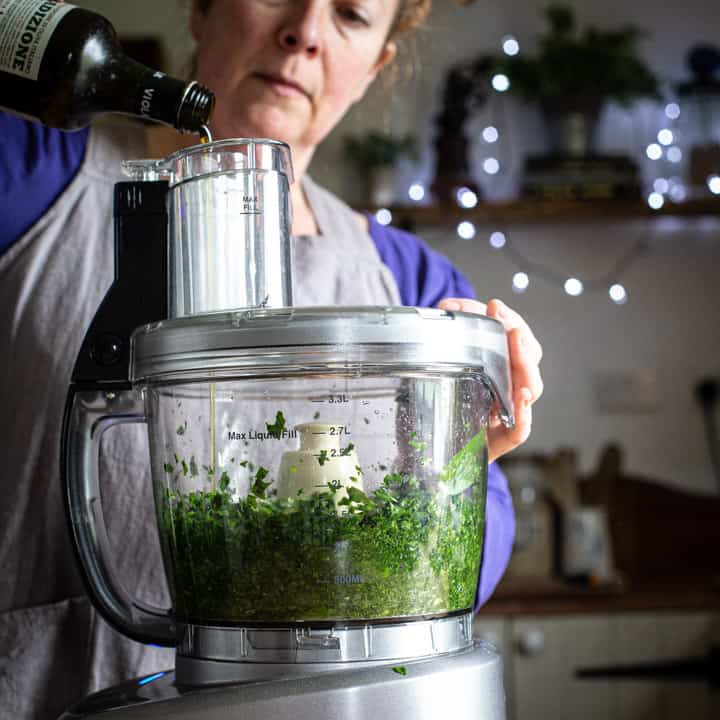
left=200, top=124, right=216, bottom=482
left=209, top=382, right=216, bottom=487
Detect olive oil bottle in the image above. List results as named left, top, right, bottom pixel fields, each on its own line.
left=0, top=0, right=214, bottom=132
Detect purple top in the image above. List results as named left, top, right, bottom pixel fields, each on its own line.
left=0, top=114, right=89, bottom=254
left=0, top=112, right=515, bottom=609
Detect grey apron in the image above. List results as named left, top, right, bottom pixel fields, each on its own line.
left=0, top=118, right=400, bottom=720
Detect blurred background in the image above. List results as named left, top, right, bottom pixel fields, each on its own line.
left=72, top=1, right=720, bottom=717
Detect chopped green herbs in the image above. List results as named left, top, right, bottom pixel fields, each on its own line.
left=339, top=443, right=355, bottom=457
left=250, top=466, right=271, bottom=497
left=266, top=411, right=287, bottom=439
left=392, top=666, right=408, bottom=676
left=440, top=429, right=486, bottom=496
left=219, top=471, right=231, bottom=492
left=158, top=434, right=487, bottom=622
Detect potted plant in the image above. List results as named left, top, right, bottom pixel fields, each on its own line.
left=494, top=4, right=659, bottom=157
left=343, top=130, right=417, bottom=205
left=430, top=56, right=492, bottom=204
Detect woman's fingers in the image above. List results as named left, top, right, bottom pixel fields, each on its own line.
left=488, top=298, right=543, bottom=367
left=488, top=387, right=533, bottom=463
left=438, top=298, right=543, bottom=404
left=437, top=296, right=544, bottom=462
left=508, top=326, right=544, bottom=404
left=437, top=297, right=487, bottom=315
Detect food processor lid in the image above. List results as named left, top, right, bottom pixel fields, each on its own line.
left=131, top=306, right=514, bottom=426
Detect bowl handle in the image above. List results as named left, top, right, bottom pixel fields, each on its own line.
left=61, top=387, right=176, bottom=647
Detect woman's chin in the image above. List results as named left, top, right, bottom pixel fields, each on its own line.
left=213, top=107, right=304, bottom=145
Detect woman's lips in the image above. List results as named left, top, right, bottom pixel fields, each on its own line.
left=255, top=73, right=307, bottom=98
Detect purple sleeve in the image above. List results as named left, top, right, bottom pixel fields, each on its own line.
left=366, top=213, right=475, bottom=306
left=367, top=213, right=515, bottom=608
left=475, top=462, right=515, bottom=609
left=0, top=112, right=89, bottom=255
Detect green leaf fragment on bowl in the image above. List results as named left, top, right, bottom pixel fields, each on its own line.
left=439, top=429, right=486, bottom=495
left=340, top=443, right=355, bottom=457
left=266, top=411, right=286, bottom=439
left=251, top=466, right=271, bottom=497
left=219, top=471, right=231, bottom=492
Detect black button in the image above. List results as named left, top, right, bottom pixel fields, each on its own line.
left=89, top=334, right=124, bottom=366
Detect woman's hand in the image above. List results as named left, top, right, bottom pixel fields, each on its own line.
left=437, top=298, right=543, bottom=464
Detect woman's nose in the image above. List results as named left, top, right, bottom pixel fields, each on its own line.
left=277, top=7, right=321, bottom=56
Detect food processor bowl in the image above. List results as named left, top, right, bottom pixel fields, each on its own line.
left=64, top=306, right=513, bottom=683
left=129, top=307, right=512, bottom=623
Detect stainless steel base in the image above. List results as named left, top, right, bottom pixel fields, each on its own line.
left=61, top=642, right=506, bottom=719
left=176, top=613, right=475, bottom=685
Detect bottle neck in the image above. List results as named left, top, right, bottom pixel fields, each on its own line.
left=103, top=57, right=214, bottom=133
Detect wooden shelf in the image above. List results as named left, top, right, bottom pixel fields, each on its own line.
left=478, top=576, right=720, bottom=616
left=366, top=198, right=720, bottom=227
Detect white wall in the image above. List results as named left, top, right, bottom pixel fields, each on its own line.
left=73, top=0, right=720, bottom=494
left=421, top=218, right=720, bottom=495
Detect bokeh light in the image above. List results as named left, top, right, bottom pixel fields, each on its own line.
left=457, top=221, right=476, bottom=240
left=512, top=272, right=529, bottom=292
left=564, top=278, right=584, bottom=296
left=491, top=74, right=510, bottom=92
left=375, top=208, right=392, bottom=225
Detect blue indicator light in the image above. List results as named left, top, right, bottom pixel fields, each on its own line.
left=138, top=671, right=166, bottom=686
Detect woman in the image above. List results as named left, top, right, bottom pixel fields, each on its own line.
left=181, top=0, right=540, bottom=449
left=0, top=1, right=542, bottom=717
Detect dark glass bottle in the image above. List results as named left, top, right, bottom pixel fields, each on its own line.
left=0, top=0, right=215, bottom=132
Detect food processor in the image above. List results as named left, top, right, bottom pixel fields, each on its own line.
left=60, top=139, right=514, bottom=719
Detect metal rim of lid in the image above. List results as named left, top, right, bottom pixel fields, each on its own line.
left=130, top=307, right=514, bottom=425
left=131, top=306, right=508, bottom=377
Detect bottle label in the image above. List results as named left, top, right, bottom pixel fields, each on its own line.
left=0, top=0, right=74, bottom=81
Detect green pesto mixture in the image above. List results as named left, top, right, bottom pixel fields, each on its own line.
left=158, top=431, right=487, bottom=623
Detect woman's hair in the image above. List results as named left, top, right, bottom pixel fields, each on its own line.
left=391, top=0, right=432, bottom=39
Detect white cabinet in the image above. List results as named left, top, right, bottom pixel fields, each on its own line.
left=474, top=612, right=718, bottom=720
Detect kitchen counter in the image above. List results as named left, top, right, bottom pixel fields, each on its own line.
left=479, top=576, right=720, bottom=616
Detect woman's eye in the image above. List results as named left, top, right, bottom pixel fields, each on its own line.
left=337, top=5, right=369, bottom=26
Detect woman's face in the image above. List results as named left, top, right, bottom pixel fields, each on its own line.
left=191, top=0, right=399, bottom=158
